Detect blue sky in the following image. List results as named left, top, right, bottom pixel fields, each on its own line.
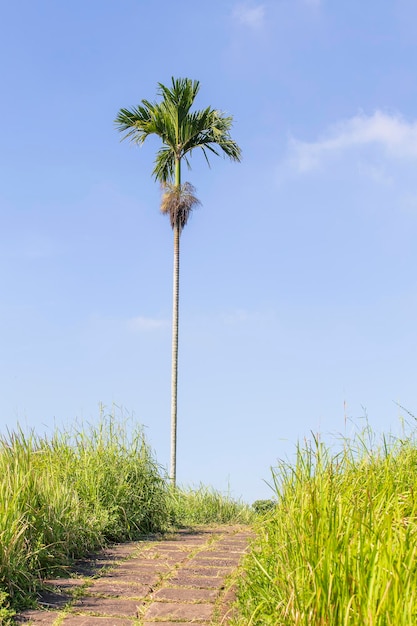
left=2, top=0, right=417, bottom=502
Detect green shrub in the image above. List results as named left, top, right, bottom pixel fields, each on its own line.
left=252, top=499, right=276, bottom=515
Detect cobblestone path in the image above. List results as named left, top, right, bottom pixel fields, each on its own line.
left=15, top=526, right=252, bottom=626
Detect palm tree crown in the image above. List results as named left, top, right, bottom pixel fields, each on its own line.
left=115, top=77, right=241, bottom=184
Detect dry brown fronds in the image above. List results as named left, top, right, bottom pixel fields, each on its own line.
left=160, top=182, right=201, bottom=230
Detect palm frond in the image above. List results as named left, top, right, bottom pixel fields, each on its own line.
left=180, top=108, right=241, bottom=164
left=114, top=103, right=155, bottom=144
left=158, top=78, right=200, bottom=120
left=153, top=147, right=175, bottom=183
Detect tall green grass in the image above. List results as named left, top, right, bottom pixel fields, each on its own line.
left=0, top=414, right=169, bottom=611
left=236, top=427, right=417, bottom=625
left=167, top=484, right=254, bottom=526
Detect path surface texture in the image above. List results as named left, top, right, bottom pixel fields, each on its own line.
left=15, top=526, right=252, bottom=626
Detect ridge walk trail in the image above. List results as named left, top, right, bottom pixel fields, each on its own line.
left=15, top=526, right=252, bottom=626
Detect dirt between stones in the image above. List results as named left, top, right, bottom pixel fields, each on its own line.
left=14, top=526, right=253, bottom=626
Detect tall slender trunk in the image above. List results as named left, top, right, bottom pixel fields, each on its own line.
left=170, top=158, right=181, bottom=486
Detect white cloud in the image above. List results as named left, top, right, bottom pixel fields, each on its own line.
left=127, top=316, right=169, bottom=332
left=288, top=111, right=417, bottom=173
left=233, top=3, right=266, bottom=29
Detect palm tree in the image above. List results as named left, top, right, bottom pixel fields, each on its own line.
left=115, top=77, right=241, bottom=486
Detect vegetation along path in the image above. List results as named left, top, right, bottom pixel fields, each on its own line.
left=15, top=526, right=252, bottom=626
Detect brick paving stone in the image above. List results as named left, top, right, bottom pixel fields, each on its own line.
left=179, top=565, right=229, bottom=577
left=105, top=569, right=160, bottom=586
left=218, top=538, right=251, bottom=546
left=144, top=601, right=213, bottom=621
left=72, top=597, right=140, bottom=617
left=71, top=545, right=142, bottom=575
left=37, top=589, right=72, bottom=610
left=191, top=557, right=239, bottom=567
left=216, top=541, right=249, bottom=549
left=176, top=530, right=214, bottom=538
left=138, top=552, right=184, bottom=561
left=167, top=573, right=223, bottom=588
left=143, top=541, right=187, bottom=548
left=195, top=550, right=241, bottom=560
left=15, top=610, right=60, bottom=625
left=137, top=548, right=187, bottom=561
left=142, top=551, right=189, bottom=561
left=153, top=587, right=219, bottom=602
left=87, top=580, right=150, bottom=597
left=98, top=543, right=140, bottom=559
left=43, top=579, right=87, bottom=589
left=71, top=561, right=113, bottom=577
left=61, top=617, right=134, bottom=625
left=117, top=560, right=170, bottom=572
left=171, top=539, right=208, bottom=547
left=141, top=550, right=189, bottom=561
left=134, top=544, right=185, bottom=558
left=213, top=546, right=246, bottom=558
